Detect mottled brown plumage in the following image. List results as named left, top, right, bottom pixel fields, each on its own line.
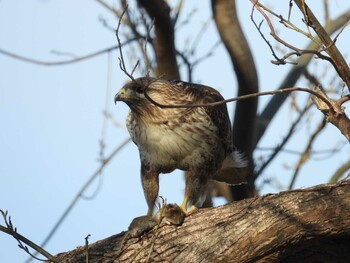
left=115, top=77, right=246, bottom=216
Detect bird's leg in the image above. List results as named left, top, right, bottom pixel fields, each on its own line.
left=126, top=164, right=159, bottom=238
left=180, top=195, right=198, bottom=215
left=141, top=164, right=159, bottom=217
left=181, top=170, right=209, bottom=215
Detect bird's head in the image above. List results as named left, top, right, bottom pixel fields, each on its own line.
left=115, top=78, right=148, bottom=102
left=114, top=77, right=168, bottom=117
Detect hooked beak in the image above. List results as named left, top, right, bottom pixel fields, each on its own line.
left=114, top=88, right=126, bottom=104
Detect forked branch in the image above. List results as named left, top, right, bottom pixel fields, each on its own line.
left=0, top=210, right=59, bottom=263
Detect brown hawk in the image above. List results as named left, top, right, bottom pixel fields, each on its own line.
left=114, top=77, right=247, bottom=217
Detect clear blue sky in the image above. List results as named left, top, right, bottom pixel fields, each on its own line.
left=1, top=1, right=349, bottom=262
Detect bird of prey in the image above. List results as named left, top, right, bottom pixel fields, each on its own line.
left=114, top=77, right=247, bottom=217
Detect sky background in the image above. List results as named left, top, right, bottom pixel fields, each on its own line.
left=1, top=1, right=350, bottom=262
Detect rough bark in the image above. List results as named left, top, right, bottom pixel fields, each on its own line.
left=54, top=180, right=350, bottom=263
left=212, top=0, right=259, bottom=199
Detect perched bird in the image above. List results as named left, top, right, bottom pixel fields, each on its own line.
left=114, top=77, right=247, bottom=217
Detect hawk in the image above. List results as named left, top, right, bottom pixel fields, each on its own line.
left=114, top=77, right=247, bottom=217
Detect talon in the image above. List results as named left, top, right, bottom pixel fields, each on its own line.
left=180, top=196, right=198, bottom=216
left=186, top=205, right=199, bottom=215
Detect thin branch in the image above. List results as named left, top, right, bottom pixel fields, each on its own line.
left=329, top=160, right=350, bottom=183
left=144, top=86, right=334, bottom=110
left=176, top=50, right=193, bottom=82
left=324, top=0, right=330, bottom=25
left=294, top=0, right=350, bottom=91
left=250, top=2, right=339, bottom=67
left=0, top=40, right=136, bottom=66
left=172, top=0, right=184, bottom=26
left=85, top=234, right=91, bottom=263
left=337, top=94, right=350, bottom=105
left=250, top=9, right=287, bottom=65
left=116, top=5, right=138, bottom=81
left=144, top=19, right=155, bottom=78
left=288, top=119, right=327, bottom=189
left=95, top=0, right=120, bottom=17
left=252, top=0, right=318, bottom=42
left=257, top=142, right=343, bottom=158
left=255, top=8, right=350, bottom=146
left=32, top=139, right=131, bottom=254
left=0, top=210, right=59, bottom=263
left=251, top=1, right=310, bottom=53
left=255, top=102, right=312, bottom=178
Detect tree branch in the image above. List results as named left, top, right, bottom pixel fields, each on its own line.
left=143, top=86, right=333, bottom=110
left=53, top=180, right=350, bottom=262
left=330, top=160, right=350, bottom=183
left=255, top=9, right=350, bottom=146
left=35, top=139, right=130, bottom=252
left=0, top=39, right=136, bottom=66
left=137, top=0, right=180, bottom=79
left=288, top=119, right=327, bottom=189
left=0, top=210, right=59, bottom=263
left=294, top=0, right=350, bottom=91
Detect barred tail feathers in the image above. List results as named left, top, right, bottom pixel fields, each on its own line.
left=212, top=151, right=248, bottom=185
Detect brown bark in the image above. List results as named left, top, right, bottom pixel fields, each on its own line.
left=212, top=0, right=259, bottom=199
left=326, top=109, right=350, bottom=141
left=54, top=180, right=350, bottom=263
left=137, top=0, right=180, bottom=80
left=294, top=0, right=350, bottom=92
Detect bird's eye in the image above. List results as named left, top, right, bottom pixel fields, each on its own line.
left=135, top=86, right=143, bottom=94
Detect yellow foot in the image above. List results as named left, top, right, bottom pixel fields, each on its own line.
left=185, top=205, right=199, bottom=216
left=180, top=195, right=200, bottom=216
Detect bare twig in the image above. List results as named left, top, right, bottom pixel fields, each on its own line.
left=116, top=5, right=138, bottom=81
left=144, top=86, right=334, bottom=110
left=144, top=19, right=155, bottom=78
left=255, top=103, right=312, bottom=178
left=294, top=0, right=350, bottom=91
left=85, top=234, right=91, bottom=263
left=255, top=8, right=350, bottom=146
left=337, top=94, right=350, bottom=105
left=250, top=2, right=339, bottom=66
left=250, top=8, right=287, bottom=65
left=257, top=142, right=343, bottom=158
left=95, top=0, right=120, bottom=17
left=251, top=1, right=312, bottom=53
left=323, top=0, right=330, bottom=25
left=288, top=119, right=327, bottom=189
left=329, top=160, right=350, bottom=183
left=0, top=40, right=136, bottom=66
left=252, top=0, right=317, bottom=42
left=28, top=138, right=130, bottom=260
left=0, top=210, right=59, bottom=263
left=172, top=0, right=184, bottom=26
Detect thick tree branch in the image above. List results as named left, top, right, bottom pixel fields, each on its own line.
left=294, top=0, right=350, bottom=91
left=54, top=180, right=350, bottom=262
left=137, top=0, right=180, bottom=79
left=212, top=0, right=258, bottom=158
left=212, top=0, right=259, bottom=200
